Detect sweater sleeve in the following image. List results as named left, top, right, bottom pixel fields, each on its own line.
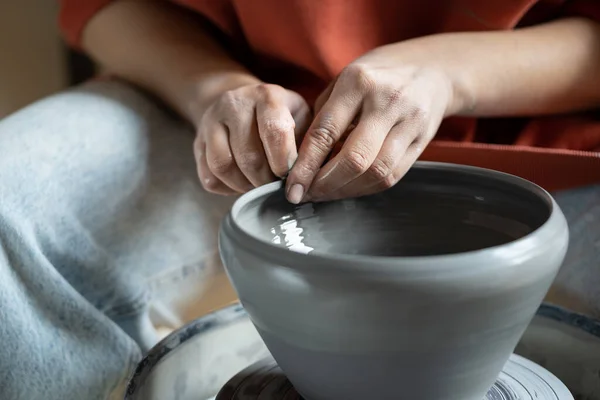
left=59, top=0, right=241, bottom=50
left=58, top=0, right=114, bottom=49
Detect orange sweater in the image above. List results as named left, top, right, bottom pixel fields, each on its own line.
left=59, top=0, right=600, bottom=191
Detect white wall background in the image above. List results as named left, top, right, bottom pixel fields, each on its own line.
left=0, top=0, right=68, bottom=118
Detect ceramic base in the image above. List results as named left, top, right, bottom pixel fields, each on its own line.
left=216, top=354, right=573, bottom=400
left=125, top=303, right=600, bottom=400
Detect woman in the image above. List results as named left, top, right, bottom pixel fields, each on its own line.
left=0, top=0, right=598, bottom=398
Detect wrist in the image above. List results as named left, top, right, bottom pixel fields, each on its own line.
left=408, top=37, right=476, bottom=117
left=368, top=38, right=476, bottom=118
left=443, top=69, right=475, bottom=117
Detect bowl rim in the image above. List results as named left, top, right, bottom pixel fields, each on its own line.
left=221, top=161, right=569, bottom=274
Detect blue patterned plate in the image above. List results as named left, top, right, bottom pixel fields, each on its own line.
left=125, top=303, right=600, bottom=400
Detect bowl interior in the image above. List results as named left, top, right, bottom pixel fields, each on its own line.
left=234, top=164, right=552, bottom=257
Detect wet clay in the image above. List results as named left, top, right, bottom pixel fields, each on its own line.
left=219, top=162, right=569, bottom=400
left=238, top=165, right=548, bottom=257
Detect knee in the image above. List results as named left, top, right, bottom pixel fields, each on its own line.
left=0, top=79, right=178, bottom=214
left=0, top=79, right=179, bottom=165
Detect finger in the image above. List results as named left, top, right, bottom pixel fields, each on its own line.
left=194, top=138, right=238, bottom=196
left=256, top=89, right=303, bottom=177
left=228, top=110, right=276, bottom=187
left=204, top=122, right=254, bottom=192
left=283, top=88, right=312, bottom=138
left=286, top=82, right=362, bottom=204
left=337, top=141, right=424, bottom=199
left=345, top=106, right=443, bottom=198
left=291, top=98, right=312, bottom=145
left=313, top=80, right=335, bottom=115
left=307, top=100, right=397, bottom=199
left=323, top=123, right=425, bottom=201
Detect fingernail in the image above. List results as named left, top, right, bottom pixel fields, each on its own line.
left=287, top=184, right=304, bottom=204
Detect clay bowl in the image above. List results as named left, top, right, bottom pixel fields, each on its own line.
left=218, top=161, right=569, bottom=400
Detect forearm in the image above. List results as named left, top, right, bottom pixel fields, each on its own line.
left=376, top=17, right=600, bottom=117
left=82, top=0, right=260, bottom=126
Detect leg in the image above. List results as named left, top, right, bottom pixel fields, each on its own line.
left=546, top=184, right=600, bottom=319
left=0, top=79, right=236, bottom=400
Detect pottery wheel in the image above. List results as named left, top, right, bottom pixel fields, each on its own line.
left=215, top=353, right=573, bottom=400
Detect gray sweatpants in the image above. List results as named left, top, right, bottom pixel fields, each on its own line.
left=0, top=80, right=597, bottom=400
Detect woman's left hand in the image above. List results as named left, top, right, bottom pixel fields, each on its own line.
left=285, top=46, right=460, bottom=203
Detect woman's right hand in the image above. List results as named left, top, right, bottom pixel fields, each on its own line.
left=194, top=83, right=311, bottom=195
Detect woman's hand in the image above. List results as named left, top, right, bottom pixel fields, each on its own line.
left=285, top=48, right=457, bottom=203
left=195, top=84, right=311, bottom=195
left=82, top=1, right=312, bottom=196
left=285, top=17, right=600, bottom=204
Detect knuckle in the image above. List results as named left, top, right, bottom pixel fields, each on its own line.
left=344, top=149, right=371, bottom=174
left=375, top=87, right=405, bottom=114
left=255, top=83, right=272, bottom=95
left=256, top=83, right=283, bottom=101
left=406, top=112, right=429, bottom=139
left=237, top=152, right=264, bottom=171
left=342, top=64, right=366, bottom=79
left=202, top=177, right=222, bottom=192
left=384, top=87, right=404, bottom=107
left=309, top=122, right=339, bottom=151
left=380, top=174, right=397, bottom=189
left=217, top=90, right=243, bottom=113
left=219, top=90, right=237, bottom=106
left=343, top=64, right=376, bottom=91
left=407, top=105, right=427, bottom=121
left=209, top=155, right=235, bottom=175
left=367, top=158, right=393, bottom=183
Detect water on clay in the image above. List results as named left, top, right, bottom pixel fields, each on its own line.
left=235, top=167, right=552, bottom=257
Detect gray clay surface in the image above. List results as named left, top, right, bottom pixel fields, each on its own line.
left=219, top=162, right=570, bottom=400
left=238, top=164, right=549, bottom=257
left=125, top=303, right=600, bottom=400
